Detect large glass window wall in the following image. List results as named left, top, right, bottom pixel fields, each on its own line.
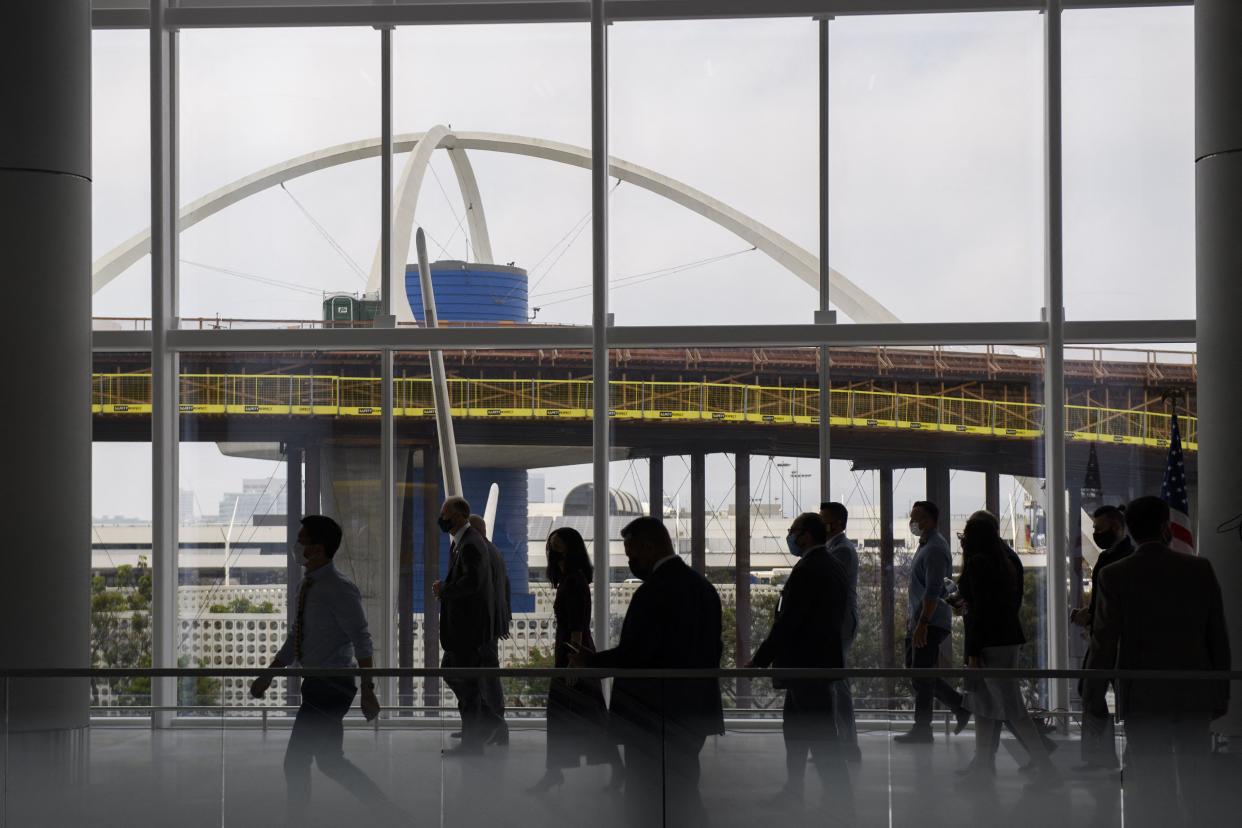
left=87, top=0, right=1198, bottom=742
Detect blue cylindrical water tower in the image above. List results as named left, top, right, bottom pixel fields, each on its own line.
left=409, top=261, right=535, bottom=614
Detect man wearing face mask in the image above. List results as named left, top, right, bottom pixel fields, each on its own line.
left=250, top=515, right=400, bottom=824
left=1072, top=504, right=1133, bottom=770
left=1085, top=496, right=1230, bottom=827
left=577, top=516, right=723, bottom=827
left=432, top=496, right=499, bottom=756
left=751, top=512, right=854, bottom=817
left=895, top=500, right=971, bottom=744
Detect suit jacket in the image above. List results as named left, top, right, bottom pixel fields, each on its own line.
left=439, top=525, right=495, bottom=653
left=752, top=545, right=849, bottom=671
left=591, top=556, right=725, bottom=740
left=826, top=534, right=859, bottom=642
left=484, top=537, right=512, bottom=641
left=1086, top=536, right=1134, bottom=628
left=1086, top=541, right=1231, bottom=720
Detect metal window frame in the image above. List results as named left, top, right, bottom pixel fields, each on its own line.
left=96, top=0, right=1192, bottom=31
left=122, top=0, right=1198, bottom=725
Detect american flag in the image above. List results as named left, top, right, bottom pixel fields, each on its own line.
left=1160, top=413, right=1195, bottom=555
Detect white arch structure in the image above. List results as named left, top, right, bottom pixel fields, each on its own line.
left=92, top=128, right=900, bottom=324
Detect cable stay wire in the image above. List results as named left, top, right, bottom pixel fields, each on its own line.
left=279, top=182, right=368, bottom=286
left=533, top=245, right=757, bottom=308
left=427, top=162, right=471, bottom=261
left=520, top=178, right=623, bottom=298
left=533, top=245, right=757, bottom=299
left=180, top=259, right=324, bottom=297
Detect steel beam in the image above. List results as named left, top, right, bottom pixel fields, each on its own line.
left=1042, top=0, right=1070, bottom=717
left=590, top=0, right=612, bottom=650
left=99, top=1, right=1191, bottom=32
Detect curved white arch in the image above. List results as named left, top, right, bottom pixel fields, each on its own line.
left=92, top=130, right=899, bottom=324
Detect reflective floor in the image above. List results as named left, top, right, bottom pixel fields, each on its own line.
left=12, top=718, right=1224, bottom=827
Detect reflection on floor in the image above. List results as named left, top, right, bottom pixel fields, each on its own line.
left=6, top=722, right=1238, bottom=827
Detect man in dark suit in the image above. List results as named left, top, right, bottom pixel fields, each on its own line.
left=751, top=512, right=854, bottom=817
left=433, top=496, right=498, bottom=756
left=469, top=513, right=512, bottom=746
left=579, top=516, right=724, bottom=827
left=1073, top=504, right=1134, bottom=770
left=1086, top=496, right=1230, bottom=827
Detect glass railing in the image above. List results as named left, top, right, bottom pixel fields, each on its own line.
left=2, top=667, right=1236, bottom=826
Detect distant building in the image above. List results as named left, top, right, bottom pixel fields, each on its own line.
left=217, top=479, right=282, bottom=524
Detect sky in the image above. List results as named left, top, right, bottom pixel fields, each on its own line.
left=88, top=8, right=1196, bottom=523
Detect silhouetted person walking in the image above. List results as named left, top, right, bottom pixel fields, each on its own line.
left=469, top=513, right=511, bottom=747
left=1085, top=496, right=1230, bottom=827
left=434, top=496, right=499, bottom=756
left=250, top=515, right=399, bottom=825
left=820, top=501, right=861, bottom=763
left=956, top=510, right=1057, bottom=766
left=1073, top=504, right=1133, bottom=770
left=527, top=527, right=622, bottom=795
left=954, top=514, right=1058, bottom=787
left=895, top=500, right=970, bottom=743
left=578, top=517, right=724, bottom=827
left=751, top=512, right=855, bottom=820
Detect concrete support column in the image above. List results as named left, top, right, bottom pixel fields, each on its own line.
left=422, top=447, right=441, bottom=711
left=398, top=449, right=416, bottom=711
left=1196, top=0, right=1242, bottom=739
left=879, top=467, right=896, bottom=705
left=691, top=452, right=707, bottom=574
left=926, top=464, right=952, bottom=540
left=734, top=451, right=751, bottom=708
left=285, top=444, right=303, bottom=708
left=985, top=468, right=1001, bottom=519
left=649, top=455, right=663, bottom=517
left=304, top=437, right=321, bottom=516
left=0, top=2, right=91, bottom=813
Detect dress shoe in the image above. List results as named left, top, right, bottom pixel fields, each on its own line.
left=844, top=743, right=863, bottom=764
left=893, top=729, right=934, bottom=744
left=954, top=708, right=972, bottom=735
left=449, top=730, right=462, bottom=739
left=487, top=725, right=509, bottom=746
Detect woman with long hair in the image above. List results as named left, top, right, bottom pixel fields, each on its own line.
left=528, top=527, right=623, bottom=794
left=955, top=514, right=1059, bottom=785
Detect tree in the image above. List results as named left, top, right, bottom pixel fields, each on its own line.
left=501, top=646, right=555, bottom=708
left=90, top=560, right=153, bottom=706
left=90, top=557, right=220, bottom=710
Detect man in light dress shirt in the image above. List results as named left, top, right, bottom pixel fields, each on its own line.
left=251, top=515, right=400, bottom=824
left=894, top=500, right=971, bottom=744
left=821, top=501, right=861, bottom=763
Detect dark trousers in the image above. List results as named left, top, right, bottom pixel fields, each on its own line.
left=284, top=677, right=388, bottom=822
left=783, top=682, right=854, bottom=812
left=1079, top=651, right=1120, bottom=768
left=904, top=626, right=964, bottom=730
left=443, top=646, right=502, bottom=747
left=835, top=621, right=859, bottom=746
left=1123, top=711, right=1214, bottom=828
left=622, top=725, right=708, bottom=828
left=480, top=639, right=507, bottom=735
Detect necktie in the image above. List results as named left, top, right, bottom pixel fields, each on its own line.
left=293, top=578, right=312, bottom=662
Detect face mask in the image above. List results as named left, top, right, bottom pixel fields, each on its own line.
left=627, top=560, right=650, bottom=581
left=786, top=534, right=804, bottom=558
left=1092, top=531, right=1116, bottom=551
left=909, top=520, right=922, bottom=537
left=437, top=516, right=454, bottom=534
